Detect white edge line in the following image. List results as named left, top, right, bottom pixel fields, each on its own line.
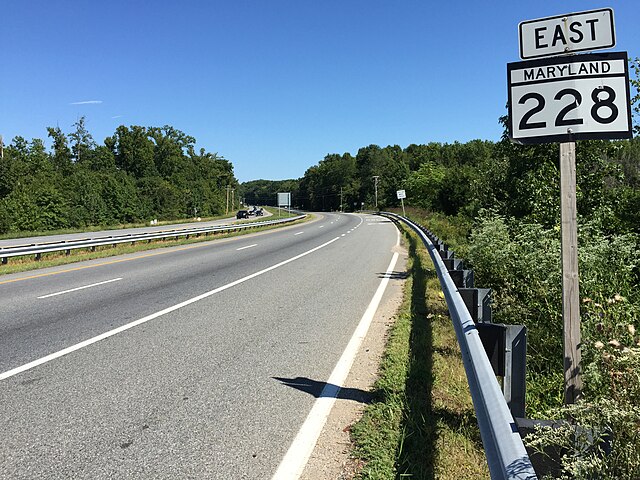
left=37, top=278, right=123, bottom=299
left=272, top=245, right=400, bottom=479
left=236, top=244, right=258, bottom=251
left=1, top=237, right=341, bottom=382
left=294, top=232, right=304, bottom=236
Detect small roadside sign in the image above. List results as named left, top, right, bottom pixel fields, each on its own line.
left=277, top=192, right=291, bottom=207
left=507, top=51, right=632, bottom=144
left=519, top=8, right=615, bottom=59
left=277, top=192, right=291, bottom=217
left=396, top=190, right=406, bottom=216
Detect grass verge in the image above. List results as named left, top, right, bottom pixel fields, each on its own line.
left=350, top=225, right=488, bottom=479
left=0, top=213, right=311, bottom=276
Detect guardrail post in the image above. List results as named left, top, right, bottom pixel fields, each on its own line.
left=438, top=249, right=455, bottom=260
left=1, top=257, right=7, bottom=265
left=442, top=257, right=464, bottom=271
left=477, top=323, right=528, bottom=419
left=515, top=418, right=563, bottom=478
left=477, top=323, right=506, bottom=376
left=449, top=269, right=474, bottom=288
left=505, top=325, right=527, bottom=419
left=459, top=288, right=492, bottom=323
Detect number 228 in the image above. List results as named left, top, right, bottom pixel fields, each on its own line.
left=518, top=86, right=618, bottom=130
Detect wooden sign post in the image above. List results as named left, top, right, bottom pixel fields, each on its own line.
left=560, top=141, right=582, bottom=404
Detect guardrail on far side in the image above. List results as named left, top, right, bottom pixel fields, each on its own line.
left=0, top=215, right=306, bottom=264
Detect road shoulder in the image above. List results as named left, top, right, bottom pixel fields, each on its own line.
left=300, top=243, right=408, bottom=479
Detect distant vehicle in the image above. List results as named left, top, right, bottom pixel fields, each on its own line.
left=236, top=210, right=249, bottom=219
left=255, top=208, right=264, bottom=217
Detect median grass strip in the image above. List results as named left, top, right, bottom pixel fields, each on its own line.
left=350, top=227, right=488, bottom=479
left=0, top=212, right=310, bottom=276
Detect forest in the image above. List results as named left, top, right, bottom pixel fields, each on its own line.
left=0, top=118, right=237, bottom=234
left=241, top=137, right=639, bottom=237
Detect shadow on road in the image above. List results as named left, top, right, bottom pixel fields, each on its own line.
left=377, top=270, right=409, bottom=280
left=273, top=376, right=372, bottom=404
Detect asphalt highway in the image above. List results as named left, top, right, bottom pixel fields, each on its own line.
left=0, top=212, right=400, bottom=479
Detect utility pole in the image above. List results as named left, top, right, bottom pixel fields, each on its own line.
left=0, top=135, right=3, bottom=160
left=340, top=187, right=343, bottom=212
left=372, top=176, right=380, bottom=210
left=226, top=185, right=230, bottom=215
left=231, top=188, right=235, bottom=212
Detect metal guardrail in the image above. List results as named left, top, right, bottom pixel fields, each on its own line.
left=0, top=215, right=306, bottom=263
left=380, top=212, right=537, bottom=480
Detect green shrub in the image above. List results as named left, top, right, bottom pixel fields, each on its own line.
left=467, top=211, right=639, bottom=414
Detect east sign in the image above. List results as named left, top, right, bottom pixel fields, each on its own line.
left=519, top=8, right=615, bottom=59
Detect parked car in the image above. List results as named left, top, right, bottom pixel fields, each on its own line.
left=255, top=208, right=264, bottom=216
left=236, top=210, right=249, bottom=219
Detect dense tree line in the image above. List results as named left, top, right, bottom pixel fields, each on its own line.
left=0, top=118, right=237, bottom=233
left=255, top=137, right=639, bottom=236
left=238, top=179, right=300, bottom=207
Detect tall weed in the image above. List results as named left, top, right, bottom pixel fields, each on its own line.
left=526, top=296, right=640, bottom=479
left=467, top=210, right=639, bottom=414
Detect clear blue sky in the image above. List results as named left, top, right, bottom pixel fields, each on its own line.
left=2, top=1, right=638, bottom=182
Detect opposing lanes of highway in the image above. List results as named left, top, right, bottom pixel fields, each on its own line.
left=0, top=213, right=400, bottom=479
